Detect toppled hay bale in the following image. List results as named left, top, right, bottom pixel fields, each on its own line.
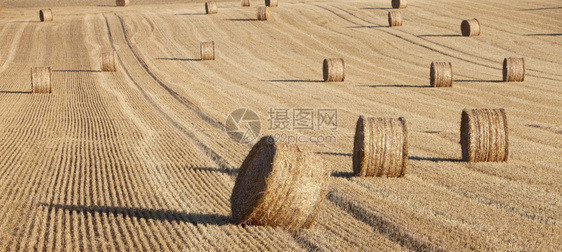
left=116, top=0, right=129, bottom=7
left=265, top=0, right=278, bottom=7
left=323, top=58, right=345, bottom=82
left=231, top=136, right=329, bottom=232
left=388, top=11, right=403, bottom=27
left=461, top=18, right=481, bottom=37
left=503, top=57, right=525, bottom=82
left=200, top=41, right=215, bottom=60
left=241, top=0, right=251, bottom=7
left=392, top=0, right=407, bottom=9
left=353, top=116, right=408, bottom=177
left=257, top=7, right=270, bottom=21
left=31, top=67, right=52, bottom=94
left=460, top=108, right=509, bottom=162
left=100, top=51, right=119, bottom=72
left=39, top=9, right=53, bottom=22
left=205, top=2, right=218, bottom=14
left=430, top=62, right=453, bottom=87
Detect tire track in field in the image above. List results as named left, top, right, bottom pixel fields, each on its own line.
left=103, top=14, right=233, bottom=170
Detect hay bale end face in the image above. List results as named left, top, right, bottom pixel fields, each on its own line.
left=31, top=67, right=52, bottom=94
left=323, top=58, right=345, bottom=82
left=230, top=136, right=329, bottom=232
left=388, top=11, right=402, bottom=27
left=391, top=0, right=407, bottom=9
left=265, top=0, right=278, bottom=7
left=257, top=7, right=270, bottom=21
left=503, top=57, right=525, bottom=82
left=461, top=19, right=481, bottom=36
left=205, top=2, right=218, bottom=14
left=100, top=51, right=119, bottom=72
left=353, top=116, right=408, bottom=177
left=39, top=9, right=53, bottom=22
left=430, top=62, right=453, bottom=87
left=200, top=41, right=215, bottom=61
left=116, top=0, right=129, bottom=7
left=241, top=0, right=251, bottom=7
left=460, top=108, right=509, bottom=162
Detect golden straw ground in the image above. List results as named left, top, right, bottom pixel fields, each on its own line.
left=230, top=136, right=329, bottom=232
left=503, top=57, right=525, bottom=82
left=353, top=116, right=409, bottom=177
left=31, top=67, right=52, bottom=94
left=460, top=108, right=509, bottom=162
left=430, top=62, right=453, bottom=87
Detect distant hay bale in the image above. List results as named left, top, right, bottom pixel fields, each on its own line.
left=265, top=0, right=278, bottom=7
left=257, top=7, right=270, bottom=21
left=100, top=51, right=118, bottom=72
left=391, top=0, right=407, bottom=9
left=323, top=58, right=345, bottom=82
left=39, top=9, right=53, bottom=22
left=430, top=62, right=453, bottom=87
left=503, top=57, right=525, bottom=82
left=205, top=2, right=218, bottom=14
left=353, top=116, right=408, bottom=177
left=200, top=41, right=215, bottom=60
left=460, top=108, right=509, bottom=162
left=116, top=0, right=129, bottom=7
left=241, top=0, right=251, bottom=7
left=461, top=18, right=481, bottom=37
left=31, top=67, right=52, bottom=94
left=388, top=11, right=402, bottom=27
left=230, top=136, right=329, bottom=232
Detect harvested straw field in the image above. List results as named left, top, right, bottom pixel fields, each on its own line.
left=0, top=0, right=561, bottom=250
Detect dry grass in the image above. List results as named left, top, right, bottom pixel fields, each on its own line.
left=461, top=18, right=481, bottom=36
left=503, top=57, right=525, bottom=82
left=230, top=136, right=329, bottom=232
left=460, top=108, right=509, bottom=162
left=430, top=62, right=453, bottom=87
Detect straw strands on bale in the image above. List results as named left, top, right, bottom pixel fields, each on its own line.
left=31, top=67, right=52, bottom=94
left=230, top=136, right=329, bottom=232
left=503, top=57, right=525, bottom=82
left=257, top=7, right=270, bottom=21
left=461, top=19, right=481, bottom=37
left=391, top=0, right=407, bottom=9
left=205, top=2, right=218, bottom=14
left=388, top=11, right=402, bottom=27
left=200, top=41, right=215, bottom=61
left=353, top=116, right=409, bottom=177
left=100, top=51, right=119, bottom=72
left=430, top=62, right=453, bottom=87
left=460, top=108, right=509, bottom=162
left=323, top=58, right=345, bottom=82
left=241, top=0, right=251, bottom=7
left=116, top=0, right=129, bottom=7
left=265, top=0, right=278, bottom=7
left=39, top=9, right=53, bottom=22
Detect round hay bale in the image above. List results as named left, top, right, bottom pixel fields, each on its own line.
left=205, top=2, right=218, bottom=14
left=353, top=116, right=408, bottom=177
left=430, top=62, right=453, bottom=87
left=230, top=136, right=329, bottom=232
left=200, top=41, right=215, bottom=61
left=265, top=0, right=278, bottom=7
left=39, top=9, right=53, bottom=22
left=100, top=51, right=119, bottom=72
left=388, top=11, right=403, bottom=27
left=31, top=67, right=52, bottom=94
left=391, top=0, right=407, bottom=9
left=241, top=0, right=251, bottom=7
left=116, top=0, right=129, bottom=7
left=257, top=7, right=270, bottom=21
left=323, top=58, right=345, bottom=82
left=460, top=108, right=509, bottom=162
left=461, top=18, right=481, bottom=37
left=503, top=57, right=525, bottom=82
